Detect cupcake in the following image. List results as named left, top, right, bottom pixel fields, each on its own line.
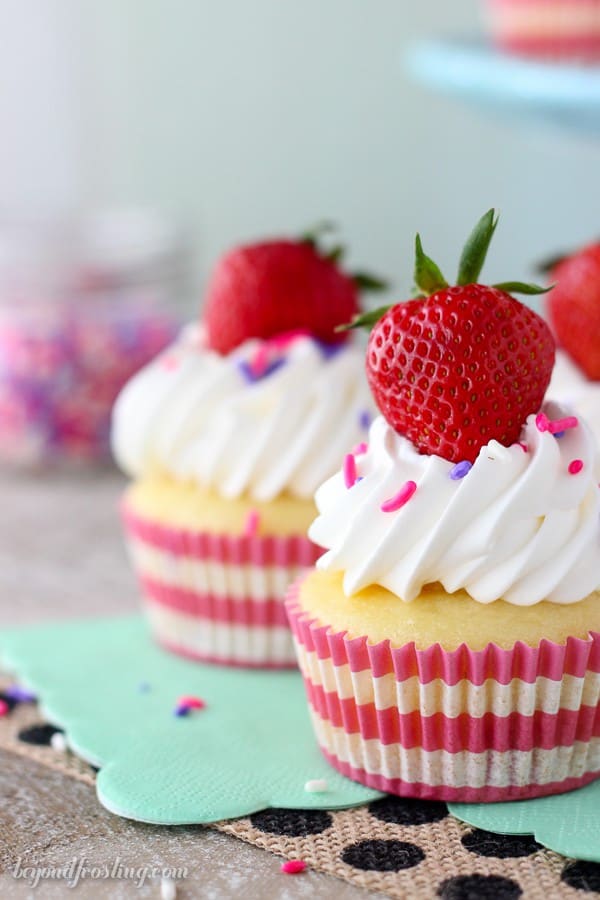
left=484, top=0, right=600, bottom=63
left=112, top=228, right=380, bottom=667
left=286, top=211, right=600, bottom=801
left=545, top=241, right=600, bottom=444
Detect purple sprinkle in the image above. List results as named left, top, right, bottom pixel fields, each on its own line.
left=359, top=410, right=372, bottom=431
left=554, top=431, right=565, bottom=439
left=174, top=705, right=190, bottom=717
left=315, top=340, right=344, bottom=359
left=4, top=685, right=36, bottom=702
left=449, top=460, right=472, bottom=480
left=237, top=358, right=286, bottom=383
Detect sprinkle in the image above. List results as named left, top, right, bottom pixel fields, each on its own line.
left=281, top=860, right=307, bottom=875
left=50, top=732, right=68, bottom=752
left=174, top=705, right=190, bottom=717
left=352, top=442, right=368, bottom=455
left=518, top=442, right=528, bottom=453
left=304, top=778, right=328, bottom=793
left=549, top=415, right=578, bottom=434
left=176, top=695, right=206, bottom=710
left=343, top=453, right=357, bottom=489
left=359, top=410, right=372, bottom=431
left=554, top=431, right=565, bottom=439
left=160, top=877, right=177, bottom=900
left=244, top=509, right=260, bottom=538
left=536, top=412, right=550, bottom=432
left=569, top=459, right=584, bottom=475
left=238, top=358, right=286, bottom=383
left=160, top=355, right=179, bottom=371
left=0, top=700, right=8, bottom=717
left=4, top=685, right=36, bottom=702
left=536, top=411, right=579, bottom=435
left=381, top=480, right=417, bottom=512
left=449, top=460, right=472, bottom=480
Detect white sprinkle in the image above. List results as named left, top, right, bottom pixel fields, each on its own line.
left=160, top=877, right=177, bottom=900
left=304, top=778, right=328, bottom=793
left=50, top=732, right=68, bottom=752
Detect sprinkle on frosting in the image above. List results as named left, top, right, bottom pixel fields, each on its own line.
left=244, top=509, right=260, bottom=538
left=352, top=442, right=368, bottom=455
left=359, top=410, right=372, bottom=431
left=569, top=459, right=584, bottom=474
left=536, top=411, right=579, bottom=435
left=381, top=480, right=417, bottom=512
left=343, top=454, right=358, bottom=489
left=449, top=460, right=472, bottom=480
left=518, top=442, right=528, bottom=453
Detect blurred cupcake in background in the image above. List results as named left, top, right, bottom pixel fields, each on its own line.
left=484, top=0, right=600, bottom=63
left=112, top=225, right=382, bottom=668
left=545, top=240, right=600, bottom=444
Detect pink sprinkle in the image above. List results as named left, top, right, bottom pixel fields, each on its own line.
left=352, top=442, right=368, bottom=455
left=569, top=459, right=584, bottom=475
left=281, top=860, right=307, bottom=875
left=244, top=509, right=260, bottom=538
left=176, top=695, right=206, bottom=710
left=0, top=700, right=8, bottom=717
left=518, top=442, right=528, bottom=453
left=536, top=411, right=579, bottom=435
left=161, top=355, right=179, bottom=371
left=548, top=415, right=578, bottom=434
left=536, top=412, right=549, bottom=432
left=381, top=480, right=417, bottom=512
left=250, top=345, right=270, bottom=377
left=343, top=454, right=357, bottom=489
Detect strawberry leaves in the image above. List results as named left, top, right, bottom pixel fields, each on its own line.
left=457, top=208, right=498, bottom=286
left=414, top=234, right=448, bottom=296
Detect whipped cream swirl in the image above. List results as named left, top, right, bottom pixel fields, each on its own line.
left=549, top=350, right=600, bottom=446
left=112, top=327, right=373, bottom=502
left=310, top=404, right=600, bottom=605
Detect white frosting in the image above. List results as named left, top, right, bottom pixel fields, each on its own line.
left=548, top=350, right=600, bottom=446
left=310, top=404, right=600, bottom=606
left=111, top=326, right=373, bottom=502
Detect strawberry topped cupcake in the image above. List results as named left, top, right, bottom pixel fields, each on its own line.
left=286, top=211, right=600, bottom=801
left=112, top=226, right=380, bottom=667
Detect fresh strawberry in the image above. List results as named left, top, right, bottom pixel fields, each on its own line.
left=204, top=225, right=386, bottom=354
left=545, top=243, right=600, bottom=380
left=346, top=210, right=555, bottom=463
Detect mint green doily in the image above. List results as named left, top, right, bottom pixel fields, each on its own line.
left=0, top=616, right=381, bottom=824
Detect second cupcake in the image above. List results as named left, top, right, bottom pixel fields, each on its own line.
left=112, top=228, right=378, bottom=667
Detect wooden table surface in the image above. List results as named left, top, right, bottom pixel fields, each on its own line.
left=0, top=470, right=373, bottom=899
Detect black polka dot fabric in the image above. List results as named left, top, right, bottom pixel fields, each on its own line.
left=438, top=874, right=522, bottom=899
left=342, top=839, right=425, bottom=872
left=462, top=828, right=542, bottom=858
left=561, top=860, right=600, bottom=893
left=17, top=723, right=63, bottom=746
left=369, top=796, right=448, bottom=826
left=249, top=808, right=332, bottom=837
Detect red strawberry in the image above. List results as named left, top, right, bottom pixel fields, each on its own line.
left=204, top=227, right=385, bottom=354
left=347, top=210, right=555, bottom=463
left=546, top=243, right=600, bottom=380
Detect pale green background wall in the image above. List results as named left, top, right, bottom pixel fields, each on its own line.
left=1, top=0, right=598, bottom=308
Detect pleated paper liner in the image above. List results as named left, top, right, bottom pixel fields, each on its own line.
left=123, top=502, right=321, bottom=667
left=286, top=577, right=600, bottom=802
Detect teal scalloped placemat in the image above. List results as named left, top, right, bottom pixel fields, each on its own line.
left=449, top=781, right=600, bottom=863
left=0, top=615, right=380, bottom=824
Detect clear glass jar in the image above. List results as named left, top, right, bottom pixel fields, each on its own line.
left=0, top=210, right=185, bottom=466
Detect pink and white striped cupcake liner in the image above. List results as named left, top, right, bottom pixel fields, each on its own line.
left=485, top=0, right=600, bottom=62
left=122, top=504, right=321, bottom=668
left=286, top=578, right=600, bottom=802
